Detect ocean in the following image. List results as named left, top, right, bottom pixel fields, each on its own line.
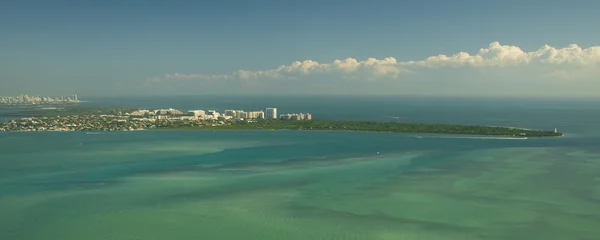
left=1, top=96, right=599, bottom=240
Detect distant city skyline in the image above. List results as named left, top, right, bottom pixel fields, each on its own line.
left=0, top=94, right=79, bottom=105
left=2, top=0, right=600, bottom=97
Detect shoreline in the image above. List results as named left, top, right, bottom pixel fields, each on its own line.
left=157, top=127, right=564, bottom=138
left=0, top=128, right=566, bottom=138
left=1, top=120, right=565, bottom=138
left=154, top=119, right=564, bottom=138
left=0, top=126, right=565, bottom=133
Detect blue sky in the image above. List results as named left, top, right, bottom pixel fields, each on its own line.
left=2, top=0, right=600, bottom=97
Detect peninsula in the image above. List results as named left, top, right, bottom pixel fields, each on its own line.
left=172, top=119, right=562, bottom=137
left=0, top=106, right=563, bottom=137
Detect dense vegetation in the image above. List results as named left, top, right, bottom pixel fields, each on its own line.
left=168, top=119, right=563, bottom=137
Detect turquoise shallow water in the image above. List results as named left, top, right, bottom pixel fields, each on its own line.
left=1, top=129, right=599, bottom=240
left=2, top=97, right=600, bottom=239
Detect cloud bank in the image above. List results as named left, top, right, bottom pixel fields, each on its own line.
left=148, top=42, right=600, bottom=97
left=153, top=57, right=405, bottom=82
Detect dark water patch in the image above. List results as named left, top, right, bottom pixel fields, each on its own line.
left=552, top=211, right=600, bottom=223
left=352, top=151, right=478, bottom=194
left=353, top=177, right=452, bottom=199
left=493, top=219, right=600, bottom=240
left=402, top=150, right=486, bottom=172
left=205, top=151, right=402, bottom=170
left=6, top=143, right=384, bottom=196
left=528, top=149, right=600, bottom=205
left=418, top=188, right=562, bottom=209
left=351, top=151, right=496, bottom=196
left=137, top=150, right=409, bottom=176
left=0, top=178, right=123, bottom=197
left=1, top=189, right=141, bottom=240
left=286, top=204, right=480, bottom=234
left=143, top=179, right=315, bottom=207
left=34, top=180, right=123, bottom=192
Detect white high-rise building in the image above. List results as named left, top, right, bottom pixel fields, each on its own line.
left=246, top=111, right=264, bottom=119
left=266, top=108, right=277, bottom=119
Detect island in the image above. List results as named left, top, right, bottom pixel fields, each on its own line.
left=0, top=106, right=563, bottom=137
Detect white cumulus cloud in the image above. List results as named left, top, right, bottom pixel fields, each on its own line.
left=400, top=42, right=600, bottom=68
left=149, top=42, right=600, bottom=85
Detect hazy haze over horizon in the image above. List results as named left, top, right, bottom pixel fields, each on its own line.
left=2, top=0, right=600, bottom=97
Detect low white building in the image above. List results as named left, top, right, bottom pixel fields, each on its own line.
left=187, top=110, right=206, bottom=116
left=129, top=110, right=156, bottom=116
left=155, top=108, right=184, bottom=115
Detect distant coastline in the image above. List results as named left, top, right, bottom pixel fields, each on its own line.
left=153, top=127, right=556, bottom=139
left=159, top=120, right=563, bottom=138
left=0, top=106, right=564, bottom=137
